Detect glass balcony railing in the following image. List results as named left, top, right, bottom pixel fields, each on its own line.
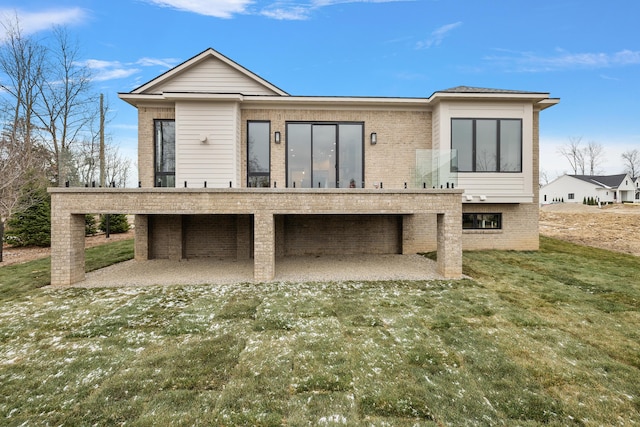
left=412, top=149, right=458, bottom=189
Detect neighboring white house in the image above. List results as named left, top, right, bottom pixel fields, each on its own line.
left=541, top=173, right=637, bottom=204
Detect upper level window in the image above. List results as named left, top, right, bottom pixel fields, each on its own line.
left=451, top=118, right=522, bottom=172
left=247, top=121, right=270, bottom=187
left=154, top=119, right=175, bottom=187
left=286, top=122, right=363, bottom=188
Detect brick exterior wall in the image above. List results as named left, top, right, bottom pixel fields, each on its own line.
left=279, top=214, right=402, bottom=256
left=241, top=108, right=432, bottom=189
left=461, top=203, right=538, bottom=250
left=149, top=215, right=182, bottom=260
left=182, top=215, right=238, bottom=258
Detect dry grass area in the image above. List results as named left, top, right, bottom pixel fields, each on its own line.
left=539, top=203, right=640, bottom=257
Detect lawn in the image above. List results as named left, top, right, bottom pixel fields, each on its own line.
left=0, top=236, right=639, bottom=425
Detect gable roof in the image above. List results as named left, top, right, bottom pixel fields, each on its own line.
left=570, top=174, right=628, bottom=188
left=129, top=48, right=288, bottom=96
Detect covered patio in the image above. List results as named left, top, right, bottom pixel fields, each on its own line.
left=49, top=188, right=463, bottom=286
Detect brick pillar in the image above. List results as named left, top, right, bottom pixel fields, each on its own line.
left=253, top=211, right=275, bottom=281
left=134, top=214, right=149, bottom=261
left=436, top=212, right=462, bottom=279
left=51, top=211, right=85, bottom=286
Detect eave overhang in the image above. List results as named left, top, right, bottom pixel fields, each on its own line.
left=118, top=92, right=432, bottom=109
left=428, top=90, right=559, bottom=110
left=119, top=90, right=559, bottom=111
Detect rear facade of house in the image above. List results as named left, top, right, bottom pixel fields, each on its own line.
left=48, top=48, right=558, bottom=286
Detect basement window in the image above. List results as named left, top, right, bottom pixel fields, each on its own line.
left=463, top=213, right=502, bottom=230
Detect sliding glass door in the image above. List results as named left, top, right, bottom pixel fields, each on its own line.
left=287, top=122, right=363, bottom=188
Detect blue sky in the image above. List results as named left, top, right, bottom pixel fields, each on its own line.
left=2, top=0, right=640, bottom=183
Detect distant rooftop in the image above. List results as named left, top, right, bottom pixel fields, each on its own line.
left=570, top=174, right=628, bottom=188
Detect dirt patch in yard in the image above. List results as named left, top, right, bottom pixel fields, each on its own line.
left=539, top=203, right=640, bottom=257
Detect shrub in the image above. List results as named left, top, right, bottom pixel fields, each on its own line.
left=99, top=214, right=130, bottom=234
left=5, top=185, right=51, bottom=247
left=85, top=214, right=98, bottom=236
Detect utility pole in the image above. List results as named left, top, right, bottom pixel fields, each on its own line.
left=99, top=93, right=105, bottom=187
left=99, top=94, right=110, bottom=238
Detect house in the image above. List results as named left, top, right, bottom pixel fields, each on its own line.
left=48, top=48, right=559, bottom=286
left=541, top=173, right=638, bottom=204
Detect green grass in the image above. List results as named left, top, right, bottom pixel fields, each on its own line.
left=0, top=239, right=134, bottom=301
left=1, top=236, right=639, bottom=425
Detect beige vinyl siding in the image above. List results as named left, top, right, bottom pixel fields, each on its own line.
left=431, top=107, right=440, bottom=150
left=149, top=57, right=278, bottom=95
left=458, top=174, right=531, bottom=202
left=175, top=101, right=238, bottom=188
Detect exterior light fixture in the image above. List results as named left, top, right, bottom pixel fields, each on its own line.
left=274, top=131, right=281, bottom=144
left=199, top=134, right=208, bottom=143
left=370, top=132, right=377, bottom=145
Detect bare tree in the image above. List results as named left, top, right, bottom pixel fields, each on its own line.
left=72, top=95, right=131, bottom=187
left=34, top=26, right=96, bottom=186
left=621, top=149, right=640, bottom=178
left=539, top=169, right=553, bottom=187
left=0, top=15, right=45, bottom=159
left=0, top=16, right=49, bottom=261
left=74, top=136, right=131, bottom=187
left=558, top=136, right=586, bottom=175
left=585, top=141, right=605, bottom=175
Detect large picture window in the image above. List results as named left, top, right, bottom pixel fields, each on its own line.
left=452, top=118, right=522, bottom=172
left=286, top=122, right=363, bottom=188
left=154, top=119, right=175, bottom=187
left=247, top=121, right=270, bottom=187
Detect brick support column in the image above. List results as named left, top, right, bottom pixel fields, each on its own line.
left=253, top=211, right=275, bottom=281
left=50, top=211, right=85, bottom=286
left=134, top=214, right=149, bottom=260
left=436, top=212, right=462, bottom=279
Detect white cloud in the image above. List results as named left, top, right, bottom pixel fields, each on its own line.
left=144, top=0, right=410, bottom=21
left=312, top=0, right=409, bottom=5
left=136, top=57, right=180, bottom=68
left=261, top=6, right=311, bottom=20
left=486, top=48, right=640, bottom=72
left=81, top=56, right=178, bottom=83
left=0, top=8, right=88, bottom=37
left=143, top=0, right=252, bottom=18
left=416, top=21, right=462, bottom=49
